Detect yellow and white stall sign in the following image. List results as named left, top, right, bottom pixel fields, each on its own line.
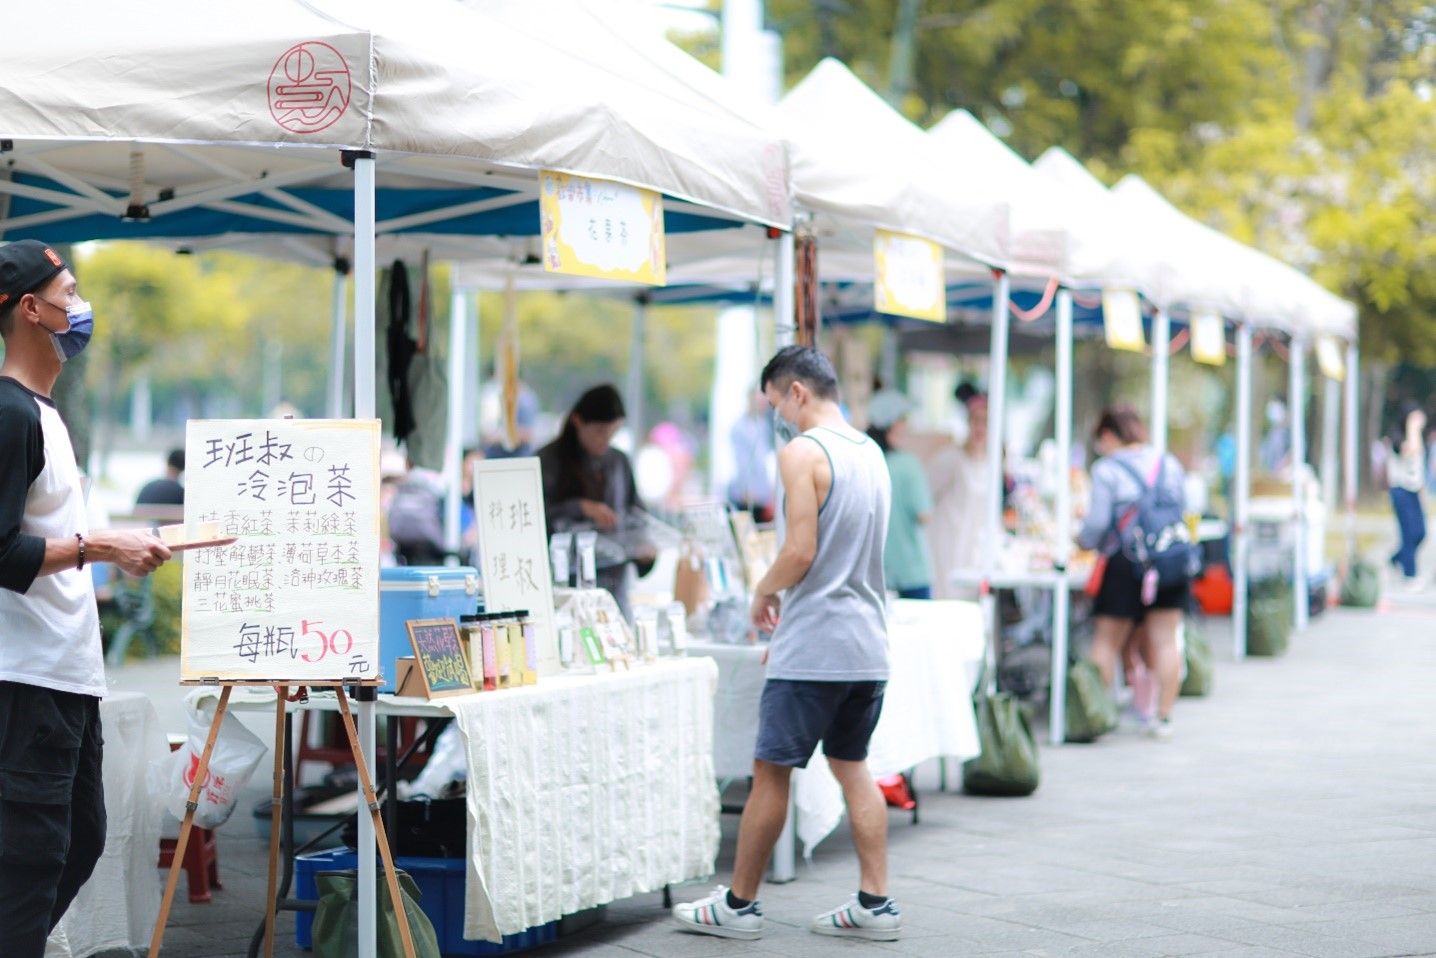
left=1191, top=311, right=1226, bottom=366
left=1316, top=335, right=1346, bottom=381
left=874, top=229, right=945, bottom=323
left=538, top=171, right=666, bottom=285
left=1102, top=289, right=1145, bottom=353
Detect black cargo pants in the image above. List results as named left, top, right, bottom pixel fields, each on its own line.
left=0, top=681, right=106, bottom=958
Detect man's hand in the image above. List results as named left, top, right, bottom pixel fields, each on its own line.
left=751, top=590, right=781, bottom=631
left=92, top=529, right=172, bottom=577
left=579, top=499, right=619, bottom=530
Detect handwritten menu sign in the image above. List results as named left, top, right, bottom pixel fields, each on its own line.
left=405, top=619, right=471, bottom=698
left=874, top=229, right=945, bottom=322
left=538, top=170, right=666, bottom=286
left=473, top=458, right=559, bottom=676
left=180, top=419, right=380, bottom=683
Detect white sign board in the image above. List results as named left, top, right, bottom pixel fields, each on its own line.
left=181, top=419, right=381, bottom=682
left=1191, top=311, right=1226, bottom=366
left=473, top=458, right=559, bottom=676
left=873, top=229, right=945, bottom=322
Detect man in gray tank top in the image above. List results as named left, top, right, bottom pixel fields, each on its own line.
left=674, top=346, right=900, bottom=943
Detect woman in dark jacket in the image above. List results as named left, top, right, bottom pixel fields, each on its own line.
left=537, top=385, right=646, bottom=615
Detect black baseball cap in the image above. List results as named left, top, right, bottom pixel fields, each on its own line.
left=0, top=240, right=69, bottom=313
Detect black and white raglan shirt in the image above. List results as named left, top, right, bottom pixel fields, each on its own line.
left=0, top=376, right=105, bottom=697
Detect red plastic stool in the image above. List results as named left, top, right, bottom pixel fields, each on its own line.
left=158, top=737, right=222, bottom=903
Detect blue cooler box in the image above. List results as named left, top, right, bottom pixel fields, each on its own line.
left=294, top=848, right=559, bottom=955
left=379, top=567, right=482, bottom=692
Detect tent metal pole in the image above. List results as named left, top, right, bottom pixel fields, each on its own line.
left=1233, top=321, right=1252, bottom=661
left=983, top=272, right=1011, bottom=691
left=327, top=262, right=349, bottom=419
left=1344, top=342, right=1359, bottom=560
left=444, top=288, right=468, bottom=562
left=1321, top=375, right=1340, bottom=515
left=1150, top=309, right=1170, bottom=455
left=1050, top=288, right=1074, bottom=746
left=1290, top=335, right=1308, bottom=631
left=774, top=229, right=796, bottom=349
left=627, top=296, right=648, bottom=443
left=350, top=151, right=378, bottom=958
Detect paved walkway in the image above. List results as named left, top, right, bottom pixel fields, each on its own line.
left=104, top=603, right=1436, bottom=957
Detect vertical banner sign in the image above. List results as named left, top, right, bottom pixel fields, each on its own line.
left=873, top=229, right=945, bottom=322
left=538, top=171, right=666, bottom=285
left=181, top=419, right=380, bottom=682
left=1102, top=289, right=1146, bottom=353
left=1191, top=311, right=1226, bottom=366
left=473, top=458, right=559, bottom=676
left=1316, top=335, right=1345, bottom=381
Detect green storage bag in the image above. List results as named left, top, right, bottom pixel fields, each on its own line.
left=312, top=868, right=442, bottom=958
left=1340, top=560, right=1381, bottom=608
left=962, top=690, right=1040, bottom=797
left=1180, top=622, right=1214, bottom=697
left=1064, top=659, right=1118, bottom=743
left=1246, top=578, right=1292, bottom=657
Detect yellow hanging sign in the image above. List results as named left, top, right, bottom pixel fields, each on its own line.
left=1316, top=335, right=1345, bottom=381
left=1102, top=289, right=1145, bottom=352
left=1190, top=311, right=1226, bottom=366
left=874, top=229, right=946, bottom=323
left=538, top=171, right=666, bottom=285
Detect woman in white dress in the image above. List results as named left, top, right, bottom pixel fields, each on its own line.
left=927, top=387, right=989, bottom=599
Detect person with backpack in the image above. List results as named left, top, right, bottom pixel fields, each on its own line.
left=1077, top=406, right=1195, bottom=741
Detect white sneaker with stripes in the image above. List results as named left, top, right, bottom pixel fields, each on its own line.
left=671, top=885, right=764, bottom=940
left=811, top=895, right=902, bottom=941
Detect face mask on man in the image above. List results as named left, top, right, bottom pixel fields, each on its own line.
left=40, top=299, right=94, bottom=363
left=772, top=410, right=799, bottom=444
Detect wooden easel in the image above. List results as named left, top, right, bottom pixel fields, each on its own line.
left=147, top=681, right=417, bottom=958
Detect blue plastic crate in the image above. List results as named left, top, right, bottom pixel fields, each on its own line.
left=294, top=848, right=559, bottom=955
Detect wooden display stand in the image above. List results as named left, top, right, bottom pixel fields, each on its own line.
left=147, top=681, right=416, bottom=958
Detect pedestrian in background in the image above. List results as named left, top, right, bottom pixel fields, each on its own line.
left=1386, top=402, right=1426, bottom=589
left=1077, top=406, right=1191, bottom=742
left=867, top=389, right=933, bottom=600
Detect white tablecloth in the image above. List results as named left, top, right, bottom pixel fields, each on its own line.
left=445, top=658, right=719, bottom=942
left=692, top=598, right=985, bottom=856
left=48, top=691, right=169, bottom=958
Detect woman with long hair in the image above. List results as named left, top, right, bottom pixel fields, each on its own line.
left=1075, top=406, right=1192, bottom=741
left=537, top=384, right=646, bottom=613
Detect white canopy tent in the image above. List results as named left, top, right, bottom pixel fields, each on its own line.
left=0, top=0, right=794, bottom=950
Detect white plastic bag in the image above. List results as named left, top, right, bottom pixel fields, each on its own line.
left=166, top=693, right=268, bottom=829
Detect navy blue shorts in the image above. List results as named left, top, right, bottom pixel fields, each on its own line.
left=754, top=679, right=886, bottom=768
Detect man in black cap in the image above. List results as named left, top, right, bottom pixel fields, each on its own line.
left=0, top=239, right=172, bottom=956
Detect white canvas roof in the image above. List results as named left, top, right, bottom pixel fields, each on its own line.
left=777, top=59, right=1008, bottom=272
left=927, top=111, right=1078, bottom=281
left=0, top=0, right=790, bottom=232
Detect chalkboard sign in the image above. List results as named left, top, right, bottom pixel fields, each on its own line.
left=405, top=619, right=472, bottom=698
left=181, top=418, right=381, bottom=683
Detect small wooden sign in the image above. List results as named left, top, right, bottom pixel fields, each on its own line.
left=405, top=619, right=472, bottom=698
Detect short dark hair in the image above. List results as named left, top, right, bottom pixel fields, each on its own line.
left=1094, top=405, right=1147, bottom=445
left=760, top=345, right=839, bottom=401
left=167, top=448, right=186, bottom=473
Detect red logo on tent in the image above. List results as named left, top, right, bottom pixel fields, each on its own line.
left=268, top=41, right=352, bottom=135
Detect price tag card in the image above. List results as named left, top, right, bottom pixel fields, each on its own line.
left=180, top=419, right=380, bottom=683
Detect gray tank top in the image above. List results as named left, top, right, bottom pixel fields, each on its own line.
left=767, top=425, right=892, bottom=681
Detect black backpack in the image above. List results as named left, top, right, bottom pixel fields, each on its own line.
left=1110, top=455, right=1199, bottom=590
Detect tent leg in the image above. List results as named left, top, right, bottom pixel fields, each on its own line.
left=1343, top=343, right=1359, bottom=560
left=327, top=261, right=349, bottom=419
left=350, top=151, right=378, bottom=958
left=444, top=288, right=468, bottom=562
left=627, top=296, right=648, bottom=444
left=774, top=229, right=796, bottom=349
left=1050, top=289, right=1074, bottom=746
left=1290, top=336, right=1308, bottom=631
left=1233, top=323, right=1252, bottom=661
left=1321, top=376, right=1341, bottom=514
left=984, top=271, right=1011, bottom=703
left=1150, top=309, right=1170, bottom=454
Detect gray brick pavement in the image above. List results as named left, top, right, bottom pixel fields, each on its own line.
left=99, top=606, right=1436, bottom=956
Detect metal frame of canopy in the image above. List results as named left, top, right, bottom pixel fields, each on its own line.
left=0, top=2, right=795, bottom=949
